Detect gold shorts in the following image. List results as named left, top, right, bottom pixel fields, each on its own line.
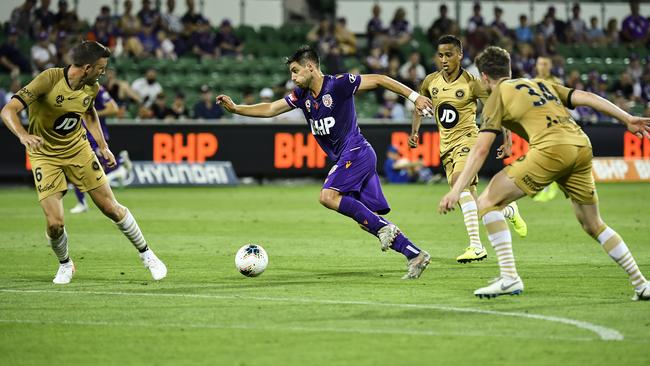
left=505, top=144, right=597, bottom=205
left=442, top=137, right=479, bottom=187
left=29, top=147, right=107, bottom=201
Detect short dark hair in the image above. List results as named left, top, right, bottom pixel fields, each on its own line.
left=286, top=45, right=320, bottom=66
left=70, top=41, right=111, bottom=67
left=475, top=46, right=511, bottom=79
left=437, top=35, right=462, bottom=52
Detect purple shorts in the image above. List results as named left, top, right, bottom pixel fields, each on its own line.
left=323, top=145, right=390, bottom=215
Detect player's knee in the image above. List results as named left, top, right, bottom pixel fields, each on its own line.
left=580, top=220, right=602, bottom=237
left=46, top=222, right=64, bottom=238
left=98, top=200, right=124, bottom=221
left=319, top=191, right=337, bottom=209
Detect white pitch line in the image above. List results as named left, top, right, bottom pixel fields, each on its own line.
left=0, top=318, right=593, bottom=342
left=0, top=288, right=623, bottom=341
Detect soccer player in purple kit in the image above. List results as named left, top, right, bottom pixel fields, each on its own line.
left=217, top=45, right=435, bottom=279
left=70, top=85, right=133, bottom=214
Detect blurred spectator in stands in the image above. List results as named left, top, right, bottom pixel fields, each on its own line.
left=466, top=3, right=489, bottom=58
left=399, top=51, right=426, bottom=82
left=34, top=0, right=56, bottom=34
left=275, top=81, right=305, bottom=121
left=365, top=45, right=388, bottom=74
left=193, top=84, right=224, bottom=119
left=512, top=43, right=535, bottom=78
left=565, top=70, right=581, bottom=89
left=137, top=20, right=162, bottom=58
left=586, top=16, right=605, bottom=45
left=366, top=4, right=386, bottom=48
left=324, top=44, right=345, bottom=75
left=97, top=5, right=117, bottom=30
left=401, top=65, right=421, bottom=94
left=491, top=7, right=509, bottom=38
left=0, top=78, right=27, bottom=122
left=546, top=6, right=567, bottom=43
left=604, top=18, right=621, bottom=45
left=132, top=68, right=163, bottom=107
left=170, top=91, right=189, bottom=119
left=385, top=56, right=401, bottom=84
left=158, top=30, right=177, bottom=60
left=215, top=19, right=244, bottom=58
left=192, top=18, right=218, bottom=59
left=307, top=17, right=335, bottom=53
left=428, top=5, right=454, bottom=46
left=87, top=16, right=118, bottom=49
left=172, top=21, right=193, bottom=57
left=334, top=17, right=357, bottom=56
left=375, top=91, right=405, bottom=121
left=466, top=2, right=484, bottom=34
left=535, top=56, right=563, bottom=84
left=119, top=0, right=144, bottom=57
left=537, top=14, right=556, bottom=42
left=149, top=92, right=175, bottom=120
left=103, top=68, right=142, bottom=118
left=627, top=55, right=644, bottom=83
left=0, top=28, right=31, bottom=76
left=613, top=90, right=632, bottom=113
left=610, top=72, right=637, bottom=100
left=162, top=0, right=183, bottom=34
left=621, top=1, right=649, bottom=45
left=515, top=15, right=533, bottom=44
left=53, top=0, right=80, bottom=33
left=383, top=145, right=433, bottom=184
left=388, top=7, right=411, bottom=49
left=568, top=4, right=587, bottom=43
left=585, top=71, right=600, bottom=93
left=137, top=0, right=160, bottom=30
left=181, top=0, right=205, bottom=33
left=641, top=73, right=650, bottom=102
left=55, top=30, right=73, bottom=66
left=9, top=0, right=36, bottom=38
left=31, top=31, right=57, bottom=72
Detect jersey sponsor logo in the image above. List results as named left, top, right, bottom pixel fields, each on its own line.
left=52, top=112, right=81, bottom=135
left=309, top=117, right=335, bottom=136
left=348, top=74, right=357, bottom=83
left=322, top=94, right=333, bottom=108
left=455, top=89, right=465, bottom=99
left=436, top=103, right=459, bottom=129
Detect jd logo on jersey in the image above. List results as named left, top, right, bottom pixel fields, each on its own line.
left=52, top=112, right=81, bottom=135
left=437, top=103, right=459, bottom=129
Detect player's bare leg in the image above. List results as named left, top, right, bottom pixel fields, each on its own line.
left=474, top=171, right=527, bottom=298
left=572, top=201, right=649, bottom=300
left=87, top=183, right=167, bottom=280
left=40, top=192, right=75, bottom=284
left=319, top=188, right=430, bottom=279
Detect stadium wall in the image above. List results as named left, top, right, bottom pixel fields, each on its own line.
left=2, top=122, right=648, bottom=181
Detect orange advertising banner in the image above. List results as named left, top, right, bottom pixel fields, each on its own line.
left=592, top=158, right=650, bottom=182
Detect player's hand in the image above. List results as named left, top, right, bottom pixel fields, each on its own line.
left=408, top=133, right=419, bottom=148
left=439, top=190, right=460, bottom=214
left=414, top=96, right=434, bottom=118
left=19, top=134, right=44, bottom=152
left=216, top=95, right=237, bottom=113
left=626, top=116, right=650, bottom=139
left=97, top=147, right=116, bottom=168
left=496, top=143, right=512, bottom=159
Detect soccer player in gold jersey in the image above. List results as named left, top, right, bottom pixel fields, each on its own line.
left=0, top=41, right=166, bottom=284
left=439, top=46, right=650, bottom=300
left=410, top=35, right=527, bottom=264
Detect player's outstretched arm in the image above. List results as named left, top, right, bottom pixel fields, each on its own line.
left=0, top=98, right=43, bottom=151
left=84, top=107, right=116, bottom=167
left=408, top=113, right=422, bottom=148
left=570, top=89, right=650, bottom=139
left=358, top=74, right=433, bottom=117
left=216, top=95, right=291, bottom=118
left=439, top=131, right=497, bottom=214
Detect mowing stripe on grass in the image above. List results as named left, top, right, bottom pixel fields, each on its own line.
left=0, top=288, right=624, bottom=341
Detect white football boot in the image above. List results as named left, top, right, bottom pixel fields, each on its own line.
left=70, top=202, right=88, bottom=214
left=632, top=282, right=650, bottom=301
left=378, top=224, right=399, bottom=252
left=139, top=249, right=167, bottom=280
left=402, top=251, right=431, bottom=279
left=474, top=276, right=524, bottom=298
left=53, top=261, right=75, bottom=285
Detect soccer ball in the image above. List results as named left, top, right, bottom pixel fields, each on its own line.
left=235, top=244, right=268, bottom=277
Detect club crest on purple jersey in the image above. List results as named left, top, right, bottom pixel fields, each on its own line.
left=322, top=94, right=333, bottom=108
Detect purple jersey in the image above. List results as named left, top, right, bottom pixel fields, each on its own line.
left=284, top=73, right=370, bottom=161
left=90, top=85, right=112, bottom=141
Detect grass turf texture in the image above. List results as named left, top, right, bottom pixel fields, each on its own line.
left=0, top=183, right=649, bottom=365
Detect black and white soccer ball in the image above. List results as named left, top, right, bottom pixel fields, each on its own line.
left=235, top=244, right=268, bottom=277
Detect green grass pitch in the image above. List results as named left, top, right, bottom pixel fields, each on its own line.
left=1, top=183, right=649, bottom=365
